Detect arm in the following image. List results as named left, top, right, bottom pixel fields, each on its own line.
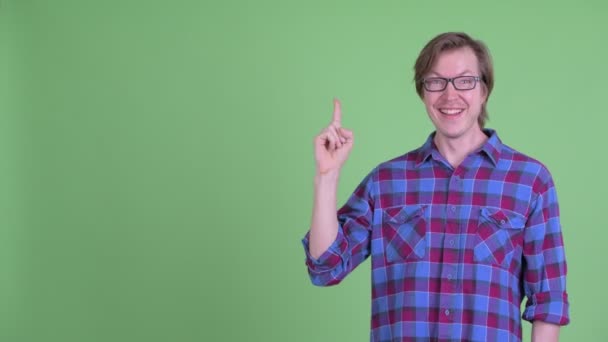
left=532, top=321, right=560, bottom=342
left=303, top=169, right=374, bottom=286
left=309, top=171, right=339, bottom=259
left=308, top=98, right=353, bottom=259
left=302, top=99, right=373, bottom=286
left=522, top=167, right=570, bottom=328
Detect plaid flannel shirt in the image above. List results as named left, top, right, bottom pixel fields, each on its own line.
left=302, top=129, right=569, bottom=341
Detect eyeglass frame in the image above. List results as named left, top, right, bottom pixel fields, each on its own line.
left=421, top=76, right=482, bottom=92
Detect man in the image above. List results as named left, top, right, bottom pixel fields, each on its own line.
left=302, top=32, right=569, bottom=341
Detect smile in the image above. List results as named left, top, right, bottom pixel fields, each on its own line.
left=438, top=108, right=464, bottom=115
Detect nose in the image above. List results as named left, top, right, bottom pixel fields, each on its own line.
left=442, top=80, right=459, bottom=99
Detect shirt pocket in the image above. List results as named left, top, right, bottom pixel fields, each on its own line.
left=381, top=205, right=428, bottom=264
left=474, top=207, right=526, bottom=267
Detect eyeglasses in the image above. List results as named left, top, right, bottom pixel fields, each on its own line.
left=422, top=76, right=481, bottom=92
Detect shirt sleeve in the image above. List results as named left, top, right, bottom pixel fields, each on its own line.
left=301, top=168, right=376, bottom=286
left=522, top=168, right=570, bottom=325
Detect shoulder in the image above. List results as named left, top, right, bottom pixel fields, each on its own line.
left=375, top=147, right=424, bottom=173
left=354, top=147, right=423, bottom=188
left=499, top=143, right=556, bottom=193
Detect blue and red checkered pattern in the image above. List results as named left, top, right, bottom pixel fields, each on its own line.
left=302, top=129, right=569, bottom=341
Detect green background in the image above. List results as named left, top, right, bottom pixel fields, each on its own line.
left=1, top=1, right=606, bottom=341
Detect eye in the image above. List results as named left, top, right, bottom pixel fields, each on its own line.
left=425, top=78, right=444, bottom=85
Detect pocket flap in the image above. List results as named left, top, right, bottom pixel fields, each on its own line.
left=383, top=205, right=428, bottom=224
left=480, top=207, right=526, bottom=229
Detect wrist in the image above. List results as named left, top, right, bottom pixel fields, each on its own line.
left=315, top=169, right=340, bottom=187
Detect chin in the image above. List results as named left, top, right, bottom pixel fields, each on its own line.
left=436, top=129, right=465, bottom=140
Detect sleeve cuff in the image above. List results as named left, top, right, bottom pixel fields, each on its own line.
left=523, top=291, right=570, bottom=325
left=301, top=226, right=348, bottom=273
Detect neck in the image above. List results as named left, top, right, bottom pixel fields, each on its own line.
left=434, top=128, right=488, bottom=168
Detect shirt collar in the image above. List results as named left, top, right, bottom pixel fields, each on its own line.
left=415, top=128, right=502, bottom=168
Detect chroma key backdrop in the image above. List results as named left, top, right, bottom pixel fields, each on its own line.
left=1, top=1, right=607, bottom=341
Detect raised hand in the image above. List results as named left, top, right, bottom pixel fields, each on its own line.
left=314, top=98, right=354, bottom=175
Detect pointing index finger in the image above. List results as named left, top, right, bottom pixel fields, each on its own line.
left=332, top=98, right=342, bottom=125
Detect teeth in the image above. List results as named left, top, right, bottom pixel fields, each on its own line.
left=439, top=109, right=464, bottom=115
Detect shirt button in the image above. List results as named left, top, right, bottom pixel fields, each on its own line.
left=444, top=309, right=450, bottom=316
left=450, top=206, right=456, bottom=212
left=449, top=239, right=455, bottom=246
left=500, top=219, right=506, bottom=225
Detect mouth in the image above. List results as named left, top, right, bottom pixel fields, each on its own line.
left=437, top=108, right=465, bottom=117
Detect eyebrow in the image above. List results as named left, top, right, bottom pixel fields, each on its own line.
left=427, top=70, right=476, bottom=77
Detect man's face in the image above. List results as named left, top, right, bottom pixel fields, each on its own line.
left=422, top=47, right=487, bottom=141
